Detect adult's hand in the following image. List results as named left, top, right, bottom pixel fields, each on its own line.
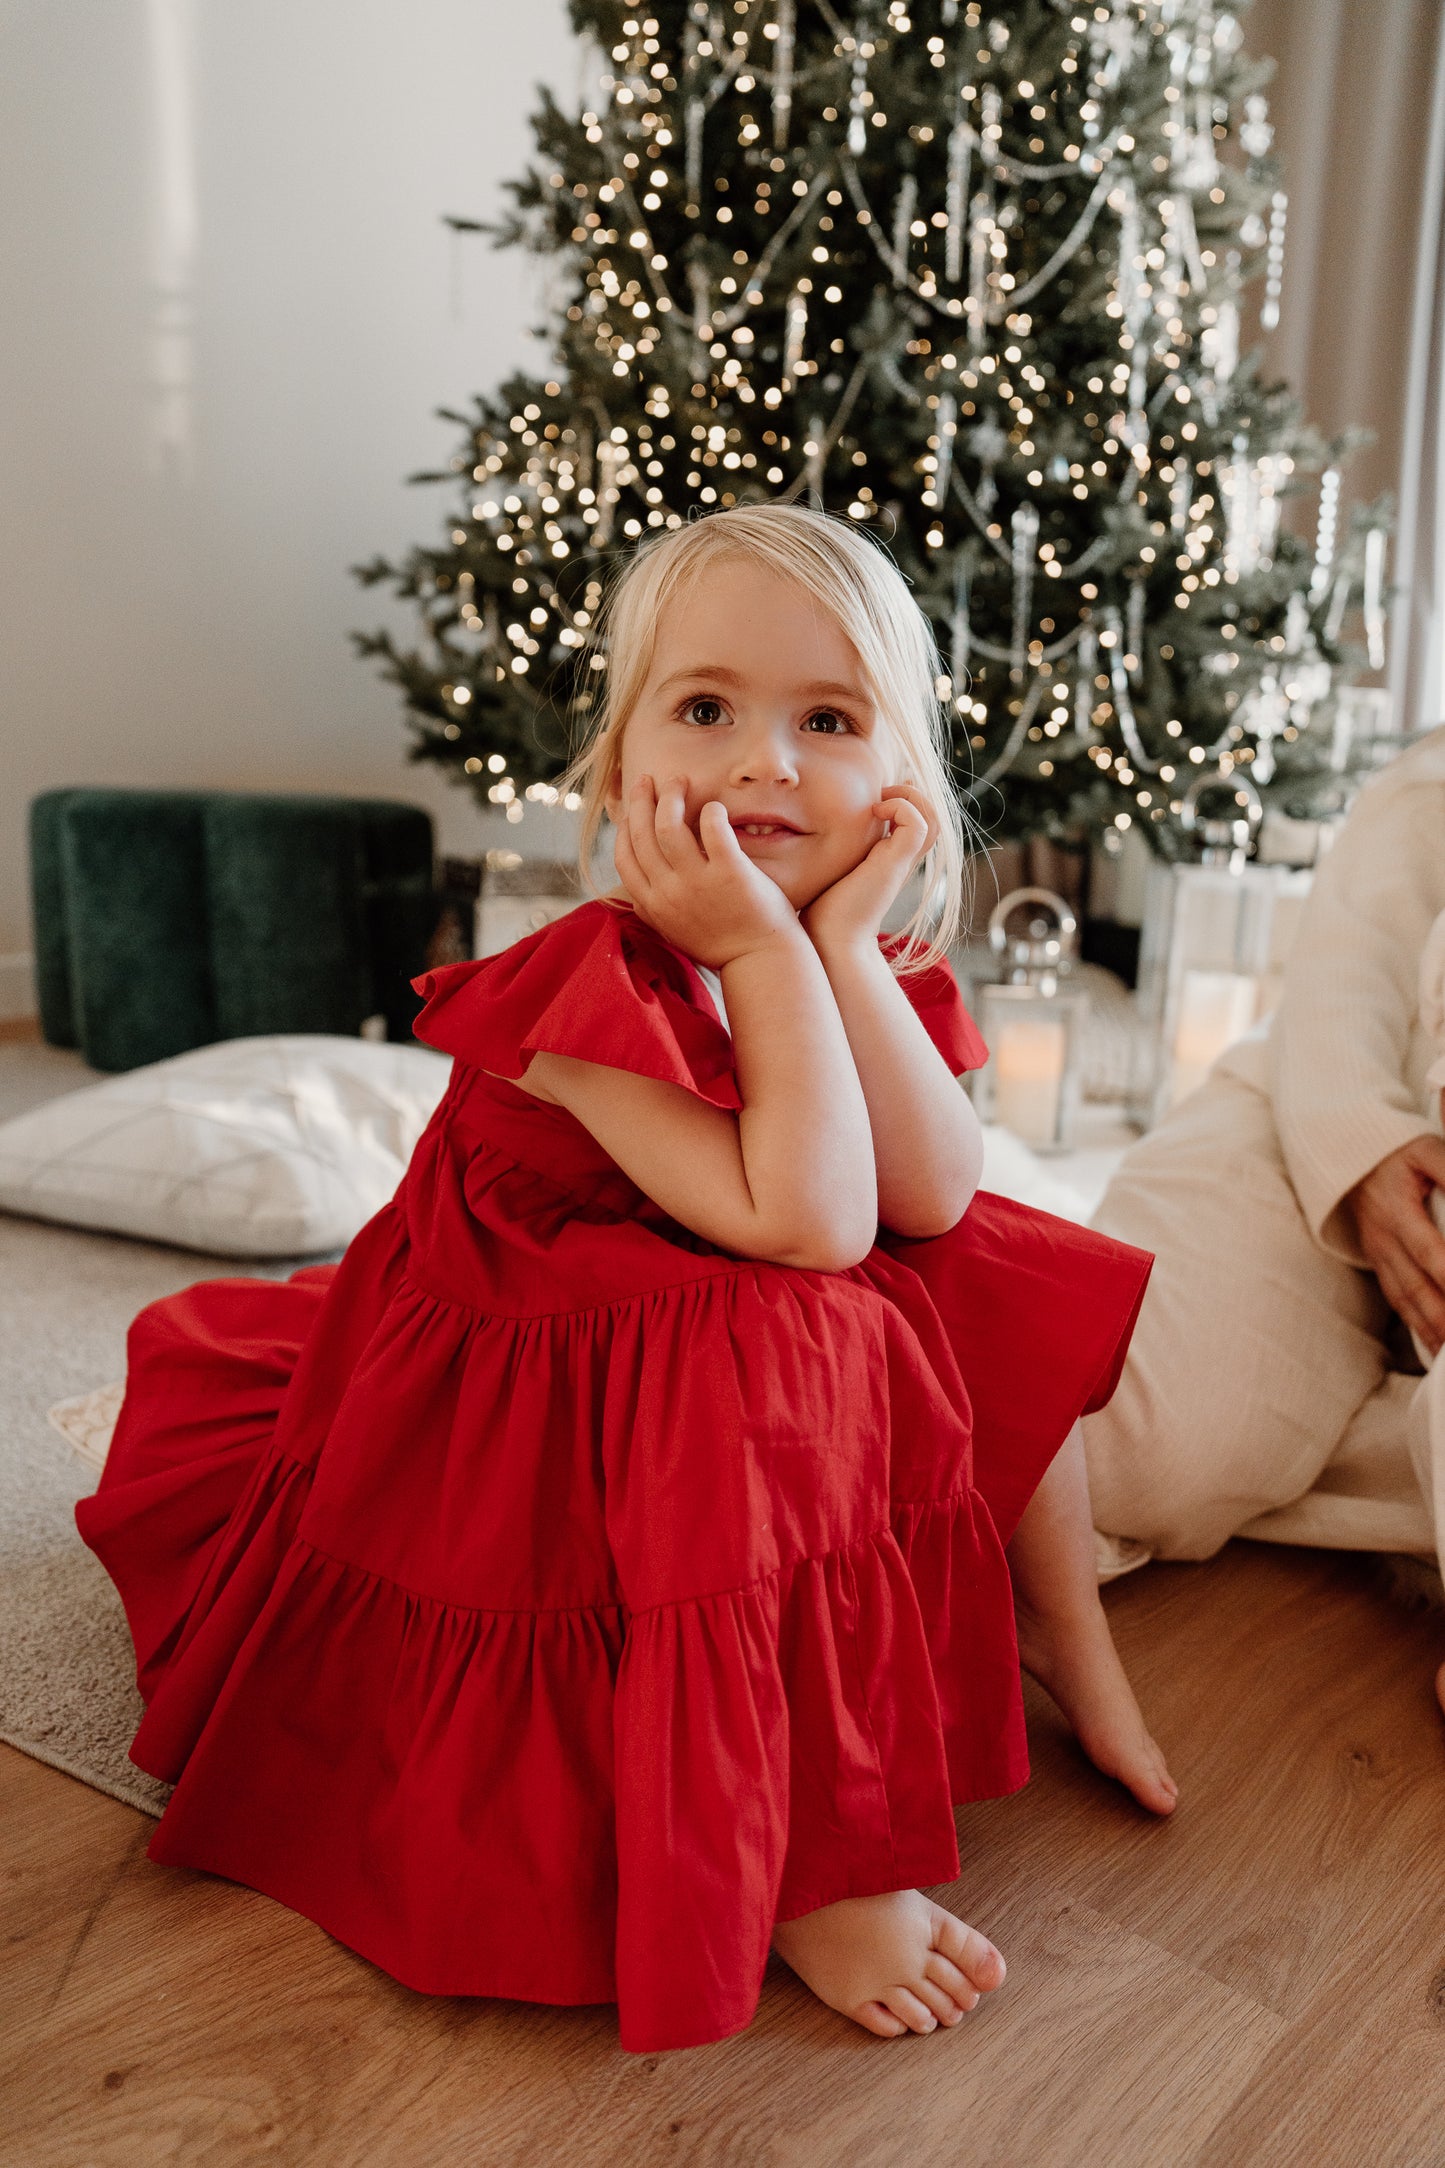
left=1348, top=1133, right=1445, bottom=1357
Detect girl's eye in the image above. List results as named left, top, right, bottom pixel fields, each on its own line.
left=805, top=708, right=853, bottom=735
left=679, top=696, right=728, bottom=726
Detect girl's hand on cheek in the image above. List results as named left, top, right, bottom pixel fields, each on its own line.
left=801, top=784, right=938, bottom=953
left=613, top=775, right=801, bottom=969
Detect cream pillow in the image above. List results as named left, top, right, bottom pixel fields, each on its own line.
left=0, top=1035, right=451, bottom=1258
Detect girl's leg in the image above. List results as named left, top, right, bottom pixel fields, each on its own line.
left=1008, top=1420, right=1178, bottom=1816
left=772, top=1425, right=1175, bottom=2040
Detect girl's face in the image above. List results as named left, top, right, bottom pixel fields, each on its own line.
left=607, top=558, right=900, bottom=913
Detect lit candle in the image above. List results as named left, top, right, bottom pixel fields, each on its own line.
left=992, top=1016, right=1067, bottom=1146
left=1171, top=969, right=1259, bottom=1105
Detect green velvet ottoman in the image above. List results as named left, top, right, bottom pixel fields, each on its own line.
left=31, top=790, right=437, bottom=1072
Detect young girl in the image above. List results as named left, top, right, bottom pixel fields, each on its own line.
left=78, top=503, right=1173, bottom=2054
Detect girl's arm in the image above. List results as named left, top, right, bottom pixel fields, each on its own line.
left=805, top=933, right=983, bottom=1239
left=521, top=778, right=879, bottom=1272
left=801, top=786, right=983, bottom=1239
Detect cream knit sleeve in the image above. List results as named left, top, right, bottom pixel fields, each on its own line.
left=1270, top=781, right=1445, bottom=1265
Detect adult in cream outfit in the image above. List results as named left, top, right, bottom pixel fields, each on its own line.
left=1084, top=727, right=1445, bottom=1685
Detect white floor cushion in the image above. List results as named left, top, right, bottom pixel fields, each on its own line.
left=977, top=1122, right=1092, bottom=1223
left=0, top=1035, right=452, bottom=1258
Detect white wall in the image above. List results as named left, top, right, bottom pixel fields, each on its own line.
left=0, top=0, right=578, bottom=1012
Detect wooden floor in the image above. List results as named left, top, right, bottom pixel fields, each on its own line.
left=6, top=1543, right=1445, bottom=2168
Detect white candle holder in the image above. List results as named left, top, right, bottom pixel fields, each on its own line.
left=971, top=887, right=1089, bottom=1154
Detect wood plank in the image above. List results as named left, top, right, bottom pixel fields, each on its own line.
left=2, top=1544, right=1441, bottom=2166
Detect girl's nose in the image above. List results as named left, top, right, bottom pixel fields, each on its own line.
left=730, top=721, right=799, bottom=787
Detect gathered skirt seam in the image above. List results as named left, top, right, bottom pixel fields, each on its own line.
left=395, top=1258, right=867, bottom=1325
left=290, top=1513, right=959, bottom=1626
left=294, top=1533, right=628, bottom=1621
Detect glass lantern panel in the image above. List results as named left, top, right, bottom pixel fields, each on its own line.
left=1129, top=861, right=1312, bottom=1126
left=974, top=983, right=1088, bottom=1153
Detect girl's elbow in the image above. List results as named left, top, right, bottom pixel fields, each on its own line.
left=764, top=1208, right=877, bottom=1273
left=883, top=1173, right=979, bottom=1242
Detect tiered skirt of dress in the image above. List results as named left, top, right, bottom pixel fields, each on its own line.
left=77, top=900, right=1150, bottom=2051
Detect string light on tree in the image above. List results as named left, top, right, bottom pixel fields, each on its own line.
left=354, top=0, right=1392, bottom=852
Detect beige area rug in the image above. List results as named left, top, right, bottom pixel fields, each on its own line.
left=0, top=1041, right=302, bottom=1817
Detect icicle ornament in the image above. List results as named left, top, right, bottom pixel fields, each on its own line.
left=595, top=440, right=621, bottom=545
left=805, top=411, right=826, bottom=501
left=971, top=415, right=1007, bottom=516
left=1310, top=468, right=1340, bottom=602
left=945, top=113, right=971, bottom=284
left=783, top=285, right=809, bottom=388
left=1239, top=93, right=1274, bottom=161
left=891, top=172, right=918, bottom=282
left=689, top=261, right=711, bottom=342
left=1260, top=191, right=1287, bottom=332
left=951, top=543, right=974, bottom=687
left=967, top=196, right=990, bottom=349
left=933, top=393, right=957, bottom=507
left=1009, top=504, right=1039, bottom=681
left=1201, top=299, right=1239, bottom=386
left=1169, top=462, right=1194, bottom=534
left=686, top=98, right=705, bottom=206
left=1126, top=580, right=1145, bottom=679
left=848, top=42, right=869, bottom=155
left=1074, top=624, right=1098, bottom=741
left=1242, top=671, right=1288, bottom=785
left=771, top=0, right=795, bottom=149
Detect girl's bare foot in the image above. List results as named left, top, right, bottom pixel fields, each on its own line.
left=1014, top=1587, right=1178, bottom=1816
left=773, top=1889, right=1005, bottom=2039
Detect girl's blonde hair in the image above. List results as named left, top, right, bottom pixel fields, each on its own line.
left=560, top=503, right=973, bottom=969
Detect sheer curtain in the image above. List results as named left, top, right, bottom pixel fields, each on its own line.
left=1245, top=0, right=1445, bottom=731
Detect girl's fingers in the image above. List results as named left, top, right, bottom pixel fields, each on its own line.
left=698, top=799, right=742, bottom=861
left=625, top=776, right=667, bottom=884
left=612, top=817, right=644, bottom=897
left=653, top=776, right=700, bottom=870
left=876, top=789, right=937, bottom=858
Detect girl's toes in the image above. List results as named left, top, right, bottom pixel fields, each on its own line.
left=855, top=2001, right=907, bottom=2038
left=1135, top=1745, right=1179, bottom=1815
left=883, top=1987, right=938, bottom=2035
left=935, top=1912, right=1006, bottom=1993
left=914, top=1977, right=964, bottom=2027
left=924, top=1952, right=980, bottom=2013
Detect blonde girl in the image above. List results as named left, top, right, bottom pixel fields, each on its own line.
left=80, top=503, right=1172, bottom=2055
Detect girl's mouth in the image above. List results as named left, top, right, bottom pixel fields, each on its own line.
left=731, top=819, right=804, bottom=838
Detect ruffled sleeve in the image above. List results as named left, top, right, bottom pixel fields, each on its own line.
left=882, top=939, right=989, bottom=1075
left=412, top=900, right=741, bottom=1110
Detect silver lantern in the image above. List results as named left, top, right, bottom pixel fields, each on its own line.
left=971, top=887, right=1090, bottom=1153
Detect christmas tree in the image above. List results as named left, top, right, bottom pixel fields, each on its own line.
left=355, top=0, right=1389, bottom=855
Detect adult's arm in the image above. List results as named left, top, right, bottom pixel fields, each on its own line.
left=1270, top=773, right=1445, bottom=1265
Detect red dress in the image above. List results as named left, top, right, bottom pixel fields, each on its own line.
left=77, top=900, right=1149, bottom=2053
